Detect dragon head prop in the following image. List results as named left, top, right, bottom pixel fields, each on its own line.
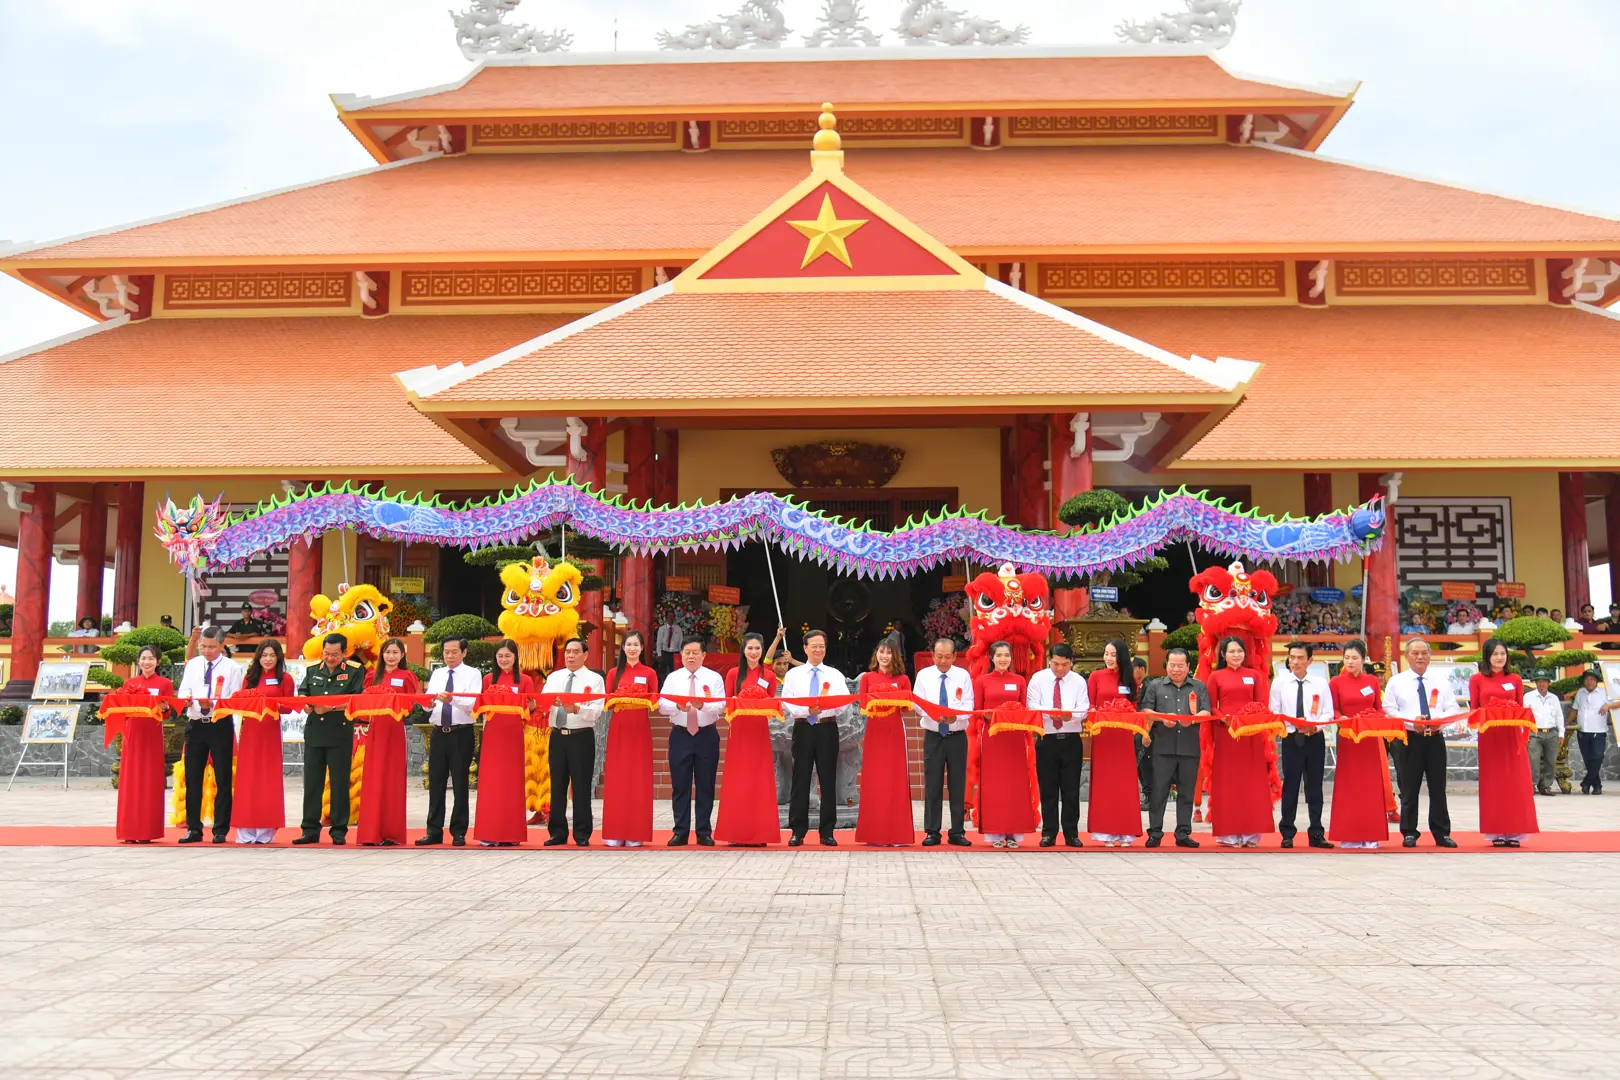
left=154, top=495, right=227, bottom=576
left=963, top=563, right=1052, bottom=677
left=1190, top=561, right=1278, bottom=682
left=497, top=558, right=582, bottom=673
left=301, top=583, right=393, bottom=663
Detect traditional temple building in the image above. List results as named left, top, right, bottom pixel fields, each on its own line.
left=3, top=43, right=1619, bottom=685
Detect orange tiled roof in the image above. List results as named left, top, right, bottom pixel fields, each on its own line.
left=345, top=53, right=1343, bottom=115
left=0, top=314, right=568, bottom=476
left=1087, top=304, right=1620, bottom=465
left=406, top=285, right=1253, bottom=410
left=12, top=146, right=1620, bottom=267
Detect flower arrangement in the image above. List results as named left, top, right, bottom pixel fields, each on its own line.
left=654, top=590, right=707, bottom=635
left=708, top=604, right=738, bottom=650
left=921, top=593, right=966, bottom=646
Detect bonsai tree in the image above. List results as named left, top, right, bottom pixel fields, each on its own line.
left=1161, top=622, right=1200, bottom=670
left=1470, top=616, right=1595, bottom=684
left=423, top=613, right=500, bottom=672
left=99, top=624, right=187, bottom=668
left=462, top=543, right=605, bottom=591
left=1056, top=489, right=1169, bottom=617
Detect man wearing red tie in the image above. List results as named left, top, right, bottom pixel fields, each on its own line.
left=657, top=636, right=726, bottom=846
left=176, top=626, right=244, bottom=843
left=1268, top=642, right=1335, bottom=849
left=1382, top=637, right=1464, bottom=848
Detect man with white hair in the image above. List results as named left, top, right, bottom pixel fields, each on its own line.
left=1382, top=638, right=1464, bottom=848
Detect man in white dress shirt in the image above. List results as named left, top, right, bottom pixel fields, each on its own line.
left=658, top=636, right=726, bottom=846
left=1571, top=668, right=1616, bottom=795
left=1382, top=638, right=1464, bottom=848
left=1525, top=672, right=1564, bottom=796
left=175, top=626, right=245, bottom=843
left=1269, top=642, right=1336, bottom=849
left=911, top=637, right=974, bottom=847
left=1026, top=642, right=1088, bottom=847
left=417, top=634, right=482, bottom=847
left=542, top=639, right=605, bottom=846
left=780, top=630, right=848, bottom=846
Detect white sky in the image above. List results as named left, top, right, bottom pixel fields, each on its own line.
left=1, top=0, right=1617, bottom=615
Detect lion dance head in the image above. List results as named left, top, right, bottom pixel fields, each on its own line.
left=963, top=562, right=1052, bottom=678
left=497, top=559, right=582, bottom=674
left=301, top=583, right=393, bottom=664
left=1189, top=560, right=1278, bottom=683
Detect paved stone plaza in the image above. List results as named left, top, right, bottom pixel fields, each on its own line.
left=2, top=782, right=1617, bottom=1079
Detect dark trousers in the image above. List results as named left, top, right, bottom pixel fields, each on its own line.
left=923, top=728, right=967, bottom=837
left=1036, top=734, right=1083, bottom=839
left=184, top=720, right=234, bottom=836
left=1148, top=752, right=1199, bottom=838
left=301, top=740, right=353, bottom=837
left=669, top=724, right=719, bottom=839
left=1579, top=731, right=1608, bottom=792
left=1135, top=734, right=1152, bottom=803
left=1394, top=730, right=1451, bottom=840
left=548, top=728, right=597, bottom=842
left=425, top=724, right=474, bottom=837
left=1278, top=730, right=1328, bottom=839
left=789, top=720, right=840, bottom=837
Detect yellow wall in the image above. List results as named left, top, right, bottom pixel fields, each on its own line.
left=678, top=427, right=1003, bottom=512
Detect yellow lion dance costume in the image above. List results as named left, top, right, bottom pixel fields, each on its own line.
left=302, top=583, right=393, bottom=665
left=497, top=558, right=583, bottom=821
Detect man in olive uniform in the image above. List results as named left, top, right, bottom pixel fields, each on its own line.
left=1139, top=648, right=1211, bottom=849
left=293, top=633, right=367, bottom=845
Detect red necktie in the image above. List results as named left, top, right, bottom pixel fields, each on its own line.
left=1052, top=677, right=1061, bottom=730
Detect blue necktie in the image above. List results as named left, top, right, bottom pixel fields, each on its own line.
left=809, top=667, right=820, bottom=720
left=1416, top=675, right=1431, bottom=722
left=937, top=675, right=950, bottom=736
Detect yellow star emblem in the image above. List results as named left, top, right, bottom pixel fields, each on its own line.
left=786, top=194, right=867, bottom=269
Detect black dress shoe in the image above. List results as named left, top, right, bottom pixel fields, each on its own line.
left=330, top=834, right=346, bottom=846
left=921, top=833, right=941, bottom=847
left=211, top=833, right=228, bottom=844
left=786, top=834, right=804, bottom=847
left=1145, top=835, right=1162, bottom=848
left=543, top=837, right=569, bottom=847
left=1309, top=836, right=1335, bottom=850
left=575, top=838, right=592, bottom=847
left=668, top=835, right=689, bottom=847
left=291, top=833, right=320, bottom=846
left=451, top=835, right=466, bottom=847
left=414, top=833, right=443, bottom=846
left=948, top=834, right=971, bottom=847
left=1280, top=837, right=1294, bottom=849
left=696, top=836, right=715, bottom=847
left=1175, top=836, right=1200, bottom=848
left=1402, top=835, right=1418, bottom=848
left=178, top=832, right=204, bottom=844
left=1435, top=836, right=1458, bottom=848
left=1038, top=836, right=1057, bottom=848
left=1505, top=839, right=1521, bottom=848
left=1063, top=835, right=1083, bottom=848
left=818, top=833, right=837, bottom=846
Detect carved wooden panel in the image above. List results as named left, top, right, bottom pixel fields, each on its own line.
left=201, top=547, right=288, bottom=628
left=398, top=267, right=642, bottom=307
left=163, top=272, right=352, bottom=310
left=1336, top=259, right=1537, bottom=298
left=715, top=115, right=963, bottom=145
left=469, top=120, right=679, bottom=147
left=1007, top=113, right=1221, bottom=142
left=1394, top=498, right=1514, bottom=595
left=1037, top=261, right=1287, bottom=300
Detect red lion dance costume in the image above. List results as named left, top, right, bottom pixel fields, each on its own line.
left=1190, top=561, right=1284, bottom=819
left=963, top=564, right=1051, bottom=823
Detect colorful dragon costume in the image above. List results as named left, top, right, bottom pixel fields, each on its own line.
left=963, top=563, right=1052, bottom=824
left=496, top=558, right=582, bottom=823
left=1190, top=561, right=1283, bottom=817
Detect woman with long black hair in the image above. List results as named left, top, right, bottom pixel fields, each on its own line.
left=475, top=638, right=532, bottom=846
left=1204, top=635, right=1274, bottom=848
left=602, top=629, right=657, bottom=848
left=357, top=637, right=418, bottom=846
left=715, top=631, right=783, bottom=845
left=1085, top=638, right=1142, bottom=846
left=115, top=644, right=173, bottom=843
left=234, top=638, right=291, bottom=844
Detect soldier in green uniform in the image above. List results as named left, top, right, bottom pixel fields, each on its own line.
left=293, top=633, right=368, bottom=845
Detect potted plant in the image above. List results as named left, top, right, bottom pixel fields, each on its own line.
left=1053, top=490, right=1168, bottom=663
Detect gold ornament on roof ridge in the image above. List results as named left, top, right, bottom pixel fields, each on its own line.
left=813, top=102, right=841, bottom=151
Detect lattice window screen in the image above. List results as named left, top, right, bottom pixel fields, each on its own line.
left=1393, top=498, right=1514, bottom=594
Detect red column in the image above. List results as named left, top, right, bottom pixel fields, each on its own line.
left=566, top=418, right=609, bottom=668
left=1359, top=473, right=1398, bottom=667
left=11, top=483, right=56, bottom=688
left=620, top=419, right=656, bottom=642
left=1561, top=471, right=1592, bottom=614
left=1013, top=416, right=1050, bottom=530
left=112, top=481, right=144, bottom=627
left=999, top=426, right=1016, bottom=524
left=1303, top=473, right=1333, bottom=587
left=286, top=537, right=321, bottom=656
left=1607, top=477, right=1620, bottom=605
left=654, top=428, right=679, bottom=508
left=1050, top=413, right=1092, bottom=619
left=76, top=483, right=109, bottom=625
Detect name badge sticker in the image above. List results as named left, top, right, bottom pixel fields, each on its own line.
left=390, top=677, right=405, bottom=687
left=1242, top=676, right=1255, bottom=685
left=1502, top=682, right=1515, bottom=692
left=1360, top=685, right=1374, bottom=696
left=1005, top=682, right=1018, bottom=691
left=634, top=676, right=647, bottom=685
left=147, top=687, right=160, bottom=696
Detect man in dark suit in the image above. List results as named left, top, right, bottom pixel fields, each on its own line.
left=294, top=633, right=367, bottom=846
left=1139, top=648, right=1211, bottom=849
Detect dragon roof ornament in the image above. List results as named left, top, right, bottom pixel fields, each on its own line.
left=450, top=0, right=571, bottom=59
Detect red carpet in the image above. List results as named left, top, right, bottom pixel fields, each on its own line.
left=4, top=826, right=1620, bottom=852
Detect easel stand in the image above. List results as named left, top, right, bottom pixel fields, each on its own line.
left=7, top=699, right=77, bottom=791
